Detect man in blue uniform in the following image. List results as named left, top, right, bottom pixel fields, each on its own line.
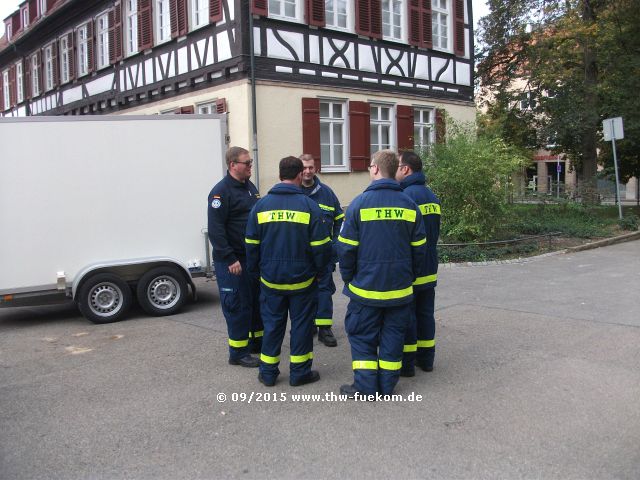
left=396, top=151, right=441, bottom=375
left=338, top=150, right=426, bottom=398
left=207, top=146, right=262, bottom=368
left=299, top=154, right=344, bottom=347
left=245, top=156, right=331, bottom=387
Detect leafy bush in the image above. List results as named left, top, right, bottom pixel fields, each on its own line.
left=618, top=214, right=639, bottom=231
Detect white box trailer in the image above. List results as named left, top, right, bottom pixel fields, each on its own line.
left=0, top=115, right=226, bottom=323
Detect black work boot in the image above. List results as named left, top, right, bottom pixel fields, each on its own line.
left=290, top=370, right=320, bottom=386
left=318, top=327, right=338, bottom=347
left=228, top=355, right=259, bottom=368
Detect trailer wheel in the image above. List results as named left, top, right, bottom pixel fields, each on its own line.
left=136, top=266, right=188, bottom=316
left=77, top=273, right=133, bottom=324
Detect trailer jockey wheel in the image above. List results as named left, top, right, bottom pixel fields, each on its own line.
left=78, top=273, right=133, bottom=324
left=136, top=266, right=188, bottom=316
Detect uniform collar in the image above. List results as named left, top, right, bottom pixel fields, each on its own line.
left=364, top=178, right=402, bottom=192
left=400, top=171, right=426, bottom=189
left=268, top=182, right=304, bottom=194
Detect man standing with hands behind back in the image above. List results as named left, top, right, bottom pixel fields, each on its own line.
left=208, top=146, right=262, bottom=368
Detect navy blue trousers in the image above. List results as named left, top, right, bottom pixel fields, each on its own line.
left=259, top=285, right=318, bottom=384
left=315, top=265, right=336, bottom=327
left=345, top=300, right=411, bottom=395
left=214, top=260, right=262, bottom=361
left=403, top=287, right=436, bottom=371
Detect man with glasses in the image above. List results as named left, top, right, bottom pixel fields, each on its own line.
left=208, top=146, right=262, bottom=368
left=299, top=153, right=344, bottom=347
left=395, top=150, right=441, bottom=375
left=338, top=150, right=426, bottom=398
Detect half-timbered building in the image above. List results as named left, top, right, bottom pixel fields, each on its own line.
left=1, top=0, right=475, bottom=201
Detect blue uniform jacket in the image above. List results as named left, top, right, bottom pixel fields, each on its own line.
left=302, top=176, right=344, bottom=263
left=400, top=172, right=441, bottom=289
left=245, top=183, right=332, bottom=293
left=207, top=172, right=260, bottom=264
left=338, top=179, right=426, bottom=307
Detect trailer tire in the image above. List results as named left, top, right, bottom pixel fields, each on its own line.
left=136, top=266, right=188, bottom=316
left=77, top=273, right=133, bottom=324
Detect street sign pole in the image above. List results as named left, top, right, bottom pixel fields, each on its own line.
left=603, top=117, right=624, bottom=220
left=611, top=132, right=623, bottom=219
left=556, top=157, right=561, bottom=199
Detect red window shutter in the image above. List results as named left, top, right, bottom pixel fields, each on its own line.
left=356, top=0, right=381, bottom=39
left=46, top=0, right=57, bottom=10
left=138, top=0, right=153, bottom=51
left=251, top=0, right=268, bottom=16
left=409, top=0, right=432, bottom=48
left=349, top=101, right=371, bottom=172
left=396, top=105, right=414, bottom=152
left=51, top=42, right=59, bottom=87
left=301, top=98, right=321, bottom=172
left=370, top=0, right=382, bottom=38
left=0, top=74, right=4, bottom=111
left=215, top=98, right=227, bottom=114
left=109, top=3, right=123, bottom=63
left=210, top=0, right=223, bottom=23
left=305, top=0, right=325, bottom=27
left=68, top=32, right=76, bottom=80
left=9, top=65, right=17, bottom=106
left=28, top=0, right=38, bottom=23
left=170, top=0, right=188, bottom=38
left=174, top=106, right=195, bottom=114
left=24, top=57, right=32, bottom=99
left=453, top=0, right=465, bottom=56
left=435, top=108, right=446, bottom=144
left=36, top=51, right=44, bottom=93
left=87, top=21, right=95, bottom=73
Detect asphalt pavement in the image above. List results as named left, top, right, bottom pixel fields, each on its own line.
left=1, top=240, right=639, bottom=479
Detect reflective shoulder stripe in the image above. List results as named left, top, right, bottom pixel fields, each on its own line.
left=352, top=360, right=378, bottom=370
left=290, top=352, right=314, bottom=363
left=419, top=203, right=441, bottom=216
left=334, top=213, right=345, bottom=221
left=310, top=236, right=331, bottom=247
left=417, top=339, right=436, bottom=348
left=229, top=338, right=249, bottom=348
left=411, top=237, right=426, bottom=247
left=245, top=237, right=260, bottom=244
left=257, top=210, right=311, bottom=225
left=338, top=235, right=359, bottom=246
left=379, top=359, right=402, bottom=370
left=260, top=353, right=280, bottom=364
left=318, top=203, right=335, bottom=212
left=413, top=274, right=437, bottom=286
left=403, top=344, right=417, bottom=352
left=260, top=276, right=315, bottom=291
left=348, top=283, right=413, bottom=301
left=360, top=207, right=416, bottom=222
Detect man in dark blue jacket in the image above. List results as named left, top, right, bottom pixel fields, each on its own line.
left=338, top=150, right=426, bottom=398
left=396, top=150, right=441, bottom=375
left=299, top=154, right=344, bottom=347
left=245, top=156, right=332, bottom=387
left=207, top=146, right=262, bottom=368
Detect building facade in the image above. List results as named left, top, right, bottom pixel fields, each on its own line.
left=1, top=0, right=475, bottom=201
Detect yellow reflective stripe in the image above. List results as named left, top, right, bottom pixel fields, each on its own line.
left=315, top=318, right=332, bottom=326
left=260, top=353, right=280, bottom=364
left=249, top=330, right=264, bottom=338
left=419, top=203, right=441, bottom=215
left=318, top=203, right=335, bottom=211
left=245, top=237, right=260, bottom=244
left=290, top=352, right=314, bottom=363
left=257, top=210, right=311, bottom=225
left=335, top=213, right=345, bottom=221
left=229, top=338, right=249, bottom=348
left=379, top=359, right=402, bottom=370
left=413, top=274, right=438, bottom=285
left=310, top=236, right=331, bottom=246
left=403, top=344, right=417, bottom=353
left=348, top=283, right=413, bottom=301
left=260, top=276, right=315, bottom=291
left=352, top=360, right=378, bottom=370
left=418, top=339, right=436, bottom=348
left=338, top=235, right=359, bottom=246
left=411, top=237, right=427, bottom=247
left=360, top=207, right=416, bottom=222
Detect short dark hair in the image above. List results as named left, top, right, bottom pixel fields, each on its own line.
left=279, top=156, right=303, bottom=180
left=400, top=150, right=423, bottom=173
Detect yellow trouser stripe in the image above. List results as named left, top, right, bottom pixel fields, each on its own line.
left=419, top=203, right=441, bottom=215
left=353, top=360, right=378, bottom=370
left=229, top=338, right=249, bottom=348
left=360, top=207, right=416, bottom=222
left=413, top=274, right=438, bottom=285
left=249, top=330, right=264, bottom=338
left=411, top=237, right=427, bottom=247
left=315, top=318, right=332, bottom=326
left=418, top=339, right=436, bottom=348
left=260, top=353, right=280, bottom=364
left=338, top=235, right=359, bottom=246
left=260, top=276, right=314, bottom=291
left=379, top=359, right=402, bottom=370
left=257, top=210, right=310, bottom=224
left=348, top=283, right=413, bottom=301
left=403, top=344, right=417, bottom=352
left=290, top=352, right=314, bottom=363
left=245, top=237, right=260, bottom=244
left=310, top=236, right=331, bottom=246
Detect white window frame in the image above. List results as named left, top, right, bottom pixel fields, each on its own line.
left=2, top=70, right=10, bottom=110
left=77, top=24, right=89, bottom=77
left=432, top=0, right=451, bottom=52
left=22, top=8, right=29, bottom=28
left=154, top=0, right=171, bottom=45
left=196, top=101, right=217, bottom=114
left=320, top=99, right=349, bottom=173
left=16, top=61, right=24, bottom=103
left=382, top=0, right=405, bottom=43
left=44, top=44, right=54, bottom=91
left=40, top=0, right=47, bottom=15
left=325, top=0, right=352, bottom=32
left=125, top=0, right=139, bottom=56
left=190, top=0, right=209, bottom=30
left=370, top=103, right=395, bottom=154
left=6, top=23, right=12, bottom=41
left=59, top=35, right=71, bottom=84
left=413, top=106, right=434, bottom=151
left=31, top=53, right=40, bottom=97
left=268, top=0, right=303, bottom=23
left=96, top=13, right=110, bottom=70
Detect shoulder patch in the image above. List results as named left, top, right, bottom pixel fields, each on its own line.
left=211, top=198, right=222, bottom=209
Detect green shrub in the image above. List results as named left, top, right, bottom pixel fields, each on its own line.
left=618, top=214, right=639, bottom=231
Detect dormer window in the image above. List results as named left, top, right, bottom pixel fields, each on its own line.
left=40, top=0, right=47, bottom=15
left=22, top=7, right=29, bottom=28
left=6, top=23, right=12, bottom=40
